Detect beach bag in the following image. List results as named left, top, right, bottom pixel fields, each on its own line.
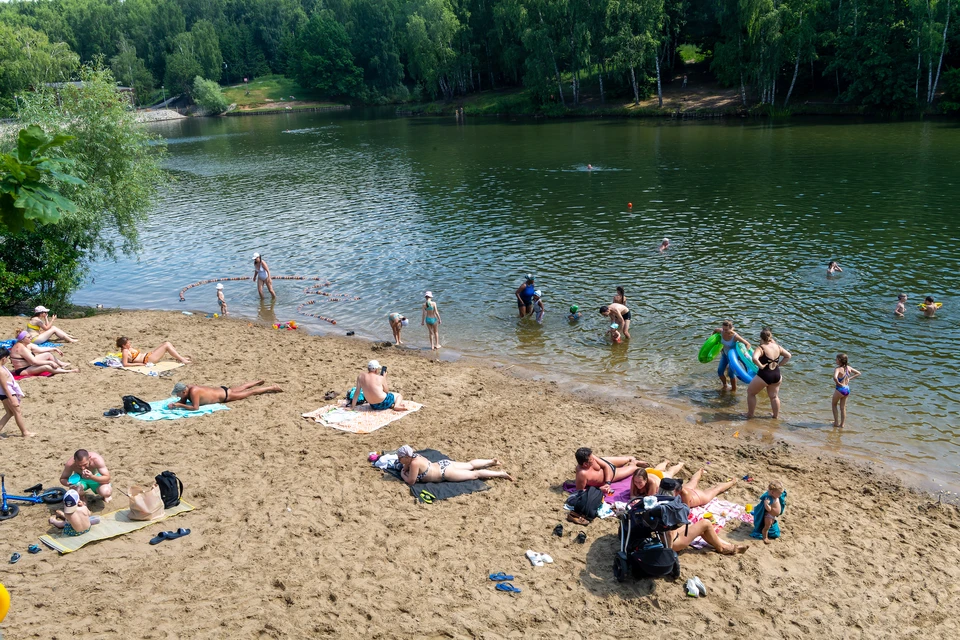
left=128, top=483, right=165, bottom=521
left=630, top=541, right=680, bottom=578
left=122, top=395, right=151, bottom=414
left=565, top=486, right=603, bottom=522
left=345, top=387, right=366, bottom=405
left=155, top=470, right=183, bottom=508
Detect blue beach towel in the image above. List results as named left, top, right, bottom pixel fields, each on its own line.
left=129, top=396, right=229, bottom=421
left=751, top=490, right=787, bottom=539
left=0, top=339, right=61, bottom=349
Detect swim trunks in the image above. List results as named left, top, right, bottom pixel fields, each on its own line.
left=368, top=393, right=396, bottom=411
left=68, top=472, right=103, bottom=493
left=63, top=522, right=90, bottom=537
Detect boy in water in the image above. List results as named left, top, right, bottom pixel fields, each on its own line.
left=894, top=293, right=907, bottom=316
left=216, top=284, right=227, bottom=316
left=827, top=260, right=843, bottom=275
left=567, top=305, right=582, bottom=321
left=659, top=238, right=670, bottom=253
left=922, top=296, right=938, bottom=317
left=532, top=291, right=545, bottom=324
left=48, top=489, right=101, bottom=536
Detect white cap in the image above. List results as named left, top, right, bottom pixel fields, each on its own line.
left=34, top=305, right=50, bottom=313
left=252, top=253, right=260, bottom=260
left=367, top=360, right=381, bottom=371
left=216, top=283, right=224, bottom=289
left=424, top=291, right=433, bottom=298
left=534, top=290, right=542, bottom=297
left=63, top=489, right=80, bottom=514
left=663, top=238, right=670, bottom=243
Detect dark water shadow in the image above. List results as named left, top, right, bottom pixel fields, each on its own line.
left=669, top=382, right=742, bottom=409
left=580, top=532, right=668, bottom=600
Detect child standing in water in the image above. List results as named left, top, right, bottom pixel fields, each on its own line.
left=567, top=305, right=582, bottom=321
left=922, top=296, right=939, bottom=317
left=713, top=320, right=751, bottom=391
left=388, top=313, right=407, bottom=345
left=532, top=290, right=545, bottom=324
left=831, top=353, right=861, bottom=428
left=827, top=260, right=843, bottom=275
left=894, top=293, right=907, bottom=316
left=216, top=284, right=227, bottom=316
left=421, top=291, right=441, bottom=350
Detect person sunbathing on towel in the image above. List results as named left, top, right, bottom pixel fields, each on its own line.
left=575, top=447, right=648, bottom=493
left=27, top=305, right=79, bottom=343
left=117, top=336, right=191, bottom=367
left=9, top=331, right=78, bottom=376
left=629, top=461, right=687, bottom=498
left=349, top=360, right=406, bottom=411
left=48, top=489, right=101, bottom=536
left=396, top=445, right=514, bottom=484
left=166, top=381, right=283, bottom=409
left=59, top=449, right=112, bottom=504
left=658, top=478, right=749, bottom=555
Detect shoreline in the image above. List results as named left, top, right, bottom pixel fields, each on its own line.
left=2, top=310, right=960, bottom=637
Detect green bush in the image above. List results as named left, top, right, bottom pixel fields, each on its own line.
left=192, top=76, right=230, bottom=114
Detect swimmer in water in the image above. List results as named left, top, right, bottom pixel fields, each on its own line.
left=894, top=293, right=907, bottom=316
left=921, top=296, right=938, bottom=317
left=659, top=238, right=670, bottom=253
left=421, top=291, right=441, bottom=350
left=568, top=305, right=582, bottom=321
left=532, top=290, right=545, bottom=324
left=599, top=304, right=630, bottom=339
left=831, top=353, right=861, bottom=428
left=827, top=260, right=843, bottom=275
left=515, top=275, right=536, bottom=318
left=587, top=164, right=593, bottom=170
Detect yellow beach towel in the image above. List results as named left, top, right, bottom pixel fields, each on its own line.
left=39, top=501, right=194, bottom=554
left=91, top=358, right=185, bottom=377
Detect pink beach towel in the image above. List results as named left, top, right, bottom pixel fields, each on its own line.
left=689, top=499, right=754, bottom=549
left=14, top=371, right=53, bottom=381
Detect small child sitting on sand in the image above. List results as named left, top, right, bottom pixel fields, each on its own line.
left=751, top=480, right=786, bottom=543
left=49, top=489, right=101, bottom=536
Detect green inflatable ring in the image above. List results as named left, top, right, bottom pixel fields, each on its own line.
left=735, top=341, right=759, bottom=376
left=698, top=334, right=722, bottom=363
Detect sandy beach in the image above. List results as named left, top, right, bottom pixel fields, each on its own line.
left=1, top=310, right=959, bottom=639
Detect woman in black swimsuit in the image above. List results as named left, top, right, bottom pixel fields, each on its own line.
left=747, top=328, right=792, bottom=419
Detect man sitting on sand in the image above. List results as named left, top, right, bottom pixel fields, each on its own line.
left=49, top=489, right=101, bottom=536
left=575, top=447, right=647, bottom=492
left=59, top=449, right=112, bottom=504
left=350, top=360, right=406, bottom=411
left=166, top=381, right=283, bottom=410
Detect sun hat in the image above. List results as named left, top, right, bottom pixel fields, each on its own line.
left=396, top=445, right=415, bottom=458
left=63, top=489, right=80, bottom=514
left=367, top=360, right=381, bottom=371
left=34, top=305, right=50, bottom=313
left=216, top=283, right=224, bottom=290
left=424, top=291, right=433, bottom=298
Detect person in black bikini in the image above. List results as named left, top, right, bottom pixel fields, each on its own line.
left=166, top=381, right=283, bottom=410
left=746, top=328, right=792, bottom=419
left=396, top=445, right=514, bottom=484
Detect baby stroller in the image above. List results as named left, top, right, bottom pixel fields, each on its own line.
left=613, top=491, right=691, bottom=582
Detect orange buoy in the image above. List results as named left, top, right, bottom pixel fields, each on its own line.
left=628, top=202, right=633, bottom=208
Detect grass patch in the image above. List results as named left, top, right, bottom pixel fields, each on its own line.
left=678, top=44, right=707, bottom=64
left=221, top=75, right=344, bottom=109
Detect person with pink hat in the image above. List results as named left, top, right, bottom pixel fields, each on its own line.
left=27, top=306, right=78, bottom=343
left=8, top=331, right=78, bottom=377
left=421, top=291, right=442, bottom=350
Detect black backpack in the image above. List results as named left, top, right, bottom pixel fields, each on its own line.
left=122, top=395, right=152, bottom=414
left=155, top=470, right=183, bottom=508
left=630, top=541, right=680, bottom=578
left=565, top=486, right=604, bottom=521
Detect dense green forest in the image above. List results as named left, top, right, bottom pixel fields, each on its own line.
left=1, top=0, right=959, bottom=113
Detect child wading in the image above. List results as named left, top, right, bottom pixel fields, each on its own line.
left=831, top=353, right=861, bottom=428
left=216, top=283, right=228, bottom=316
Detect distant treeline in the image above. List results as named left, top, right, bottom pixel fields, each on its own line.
left=1, top=0, right=959, bottom=112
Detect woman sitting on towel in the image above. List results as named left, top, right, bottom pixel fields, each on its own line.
left=116, top=336, right=191, bottom=367
left=659, top=478, right=749, bottom=555
left=396, top=445, right=514, bottom=485
left=9, top=331, right=78, bottom=376
left=27, top=306, right=79, bottom=343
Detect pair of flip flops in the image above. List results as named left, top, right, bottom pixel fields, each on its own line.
left=149, top=528, right=191, bottom=545
left=525, top=550, right=554, bottom=567
left=103, top=408, right=124, bottom=418
left=553, top=524, right=587, bottom=544
left=489, top=573, right=521, bottom=593
left=418, top=490, right=437, bottom=504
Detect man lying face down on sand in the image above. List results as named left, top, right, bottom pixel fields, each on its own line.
left=166, top=381, right=283, bottom=409
left=575, top=447, right=648, bottom=493
left=349, top=360, right=407, bottom=412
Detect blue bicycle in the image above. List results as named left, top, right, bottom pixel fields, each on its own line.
left=0, top=475, right=66, bottom=521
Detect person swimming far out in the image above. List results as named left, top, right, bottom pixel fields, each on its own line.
left=827, top=260, right=843, bottom=275
left=921, top=296, right=939, bottom=317
left=568, top=305, right=582, bottom=321
left=894, top=293, right=907, bottom=316
left=659, top=238, right=670, bottom=253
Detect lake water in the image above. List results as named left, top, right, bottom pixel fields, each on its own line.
left=73, top=112, right=960, bottom=489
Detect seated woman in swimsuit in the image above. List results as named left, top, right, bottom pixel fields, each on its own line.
left=658, top=478, right=749, bottom=555
left=117, top=336, right=191, bottom=367
left=746, top=327, right=792, bottom=419
left=396, top=445, right=514, bottom=485
left=9, top=332, right=78, bottom=376
left=633, top=466, right=737, bottom=507
left=629, top=461, right=686, bottom=498
left=27, top=306, right=79, bottom=343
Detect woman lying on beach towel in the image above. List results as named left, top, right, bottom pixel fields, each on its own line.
left=632, top=466, right=738, bottom=508
left=396, top=445, right=514, bottom=485
left=116, top=337, right=191, bottom=367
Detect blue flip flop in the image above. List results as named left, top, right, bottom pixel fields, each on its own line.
left=9, top=552, right=21, bottom=564
left=488, top=572, right=514, bottom=581
left=27, top=544, right=41, bottom=554
left=495, top=583, right=521, bottom=593
left=149, top=531, right=173, bottom=545
left=169, top=527, right=191, bottom=540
